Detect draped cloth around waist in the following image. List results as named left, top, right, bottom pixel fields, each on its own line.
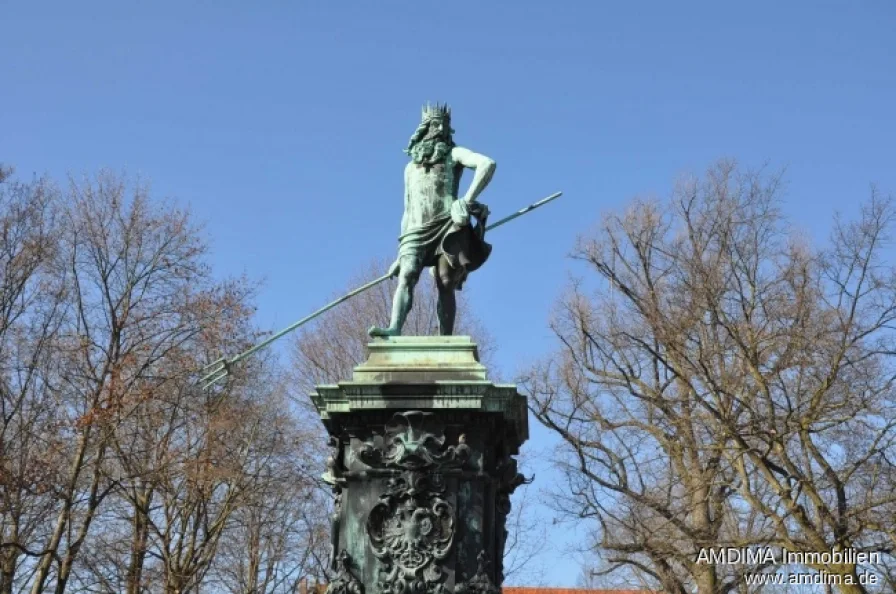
left=397, top=202, right=491, bottom=290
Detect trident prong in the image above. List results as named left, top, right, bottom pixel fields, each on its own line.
left=200, top=357, right=231, bottom=389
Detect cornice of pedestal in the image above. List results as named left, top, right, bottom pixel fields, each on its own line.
left=310, top=336, right=528, bottom=446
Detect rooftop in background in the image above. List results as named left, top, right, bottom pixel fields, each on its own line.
left=302, top=584, right=657, bottom=594
left=504, top=588, right=657, bottom=594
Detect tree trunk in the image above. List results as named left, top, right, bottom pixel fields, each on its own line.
left=30, top=419, right=94, bottom=594
left=53, top=442, right=107, bottom=594
left=54, top=552, right=76, bottom=594
left=126, top=490, right=152, bottom=594
left=693, top=566, right=718, bottom=594
left=0, top=551, right=18, bottom=594
left=246, top=521, right=261, bottom=594
left=165, top=574, right=186, bottom=594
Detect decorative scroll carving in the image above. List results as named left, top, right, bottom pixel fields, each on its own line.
left=358, top=411, right=470, bottom=471
left=455, top=552, right=499, bottom=594
left=367, top=471, right=455, bottom=594
left=327, top=550, right=364, bottom=594
left=360, top=412, right=470, bottom=594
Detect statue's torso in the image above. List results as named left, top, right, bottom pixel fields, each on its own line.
left=405, top=155, right=462, bottom=230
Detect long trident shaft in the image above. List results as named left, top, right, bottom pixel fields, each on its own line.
left=200, top=191, right=562, bottom=388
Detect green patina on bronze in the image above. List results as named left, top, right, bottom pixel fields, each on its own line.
left=197, top=102, right=556, bottom=594
left=315, top=336, right=528, bottom=594
left=199, top=102, right=560, bottom=387
left=369, top=103, right=497, bottom=338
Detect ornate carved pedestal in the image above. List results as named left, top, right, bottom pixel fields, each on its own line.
left=312, top=337, right=529, bottom=594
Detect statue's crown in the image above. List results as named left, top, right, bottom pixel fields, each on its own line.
left=421, top=102, right=451, bottom=123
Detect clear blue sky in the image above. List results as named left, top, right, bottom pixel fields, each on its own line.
left=3, top=1, right=895, bottom=587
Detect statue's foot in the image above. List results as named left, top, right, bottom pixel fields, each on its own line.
left=368, top=325, right=400, bottom=338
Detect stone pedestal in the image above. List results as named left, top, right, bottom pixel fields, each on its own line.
left=312, top=337, right=528, bottom=594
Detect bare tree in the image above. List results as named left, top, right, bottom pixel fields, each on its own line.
left=73, top=272, right=325, bottom=594
left=112, top=276, right=267, bottom=594
left=19, top=171, right=231, bottom=594
left=525, top=161, right=896, bottom=594
left=0, top=172, right=66, bottom=594
left=209, top=385, right=330, bottom=594
left=1, top=168, right=330, bottom=594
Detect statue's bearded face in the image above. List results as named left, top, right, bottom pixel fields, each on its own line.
left=409, top=118, right=454, bottom=166
left=425, top=118, right=448, bottom=141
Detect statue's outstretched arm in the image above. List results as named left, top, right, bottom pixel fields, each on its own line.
left=452, top=146, right=496, bottom=204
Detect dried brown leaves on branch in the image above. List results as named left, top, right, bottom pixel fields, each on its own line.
left=525, top=161, right=896, bottom=594
left=0, top=171, right=65, bottom=594
left=0, top=170, right=326, bottom=594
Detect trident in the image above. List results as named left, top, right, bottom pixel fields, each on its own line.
left=200, top=191, right=562, bottom=388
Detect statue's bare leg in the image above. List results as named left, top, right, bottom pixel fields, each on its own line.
left=436, top=256, right=458, bottom=336
left=369, top=256, right=421, bottom=337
